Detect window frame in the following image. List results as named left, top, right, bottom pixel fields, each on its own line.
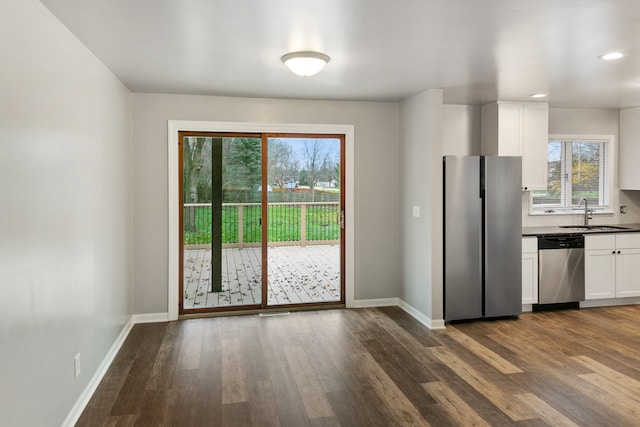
left=529, top=134, right=615, bottom=215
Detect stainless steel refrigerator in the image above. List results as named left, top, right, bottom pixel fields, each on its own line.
left=443, top=156, right=522, bottom=322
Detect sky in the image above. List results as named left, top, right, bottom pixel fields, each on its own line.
left=270, top=137, right=340, bottom=164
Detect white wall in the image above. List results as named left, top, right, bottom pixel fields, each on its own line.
left=399, top=90, right=444, bottom=325
left=0, top=1, right=133, bottom=425
left=442, top=104, right=482, bottom=156
left=132, top=94, right=400, bottom=314
left=522, top=107, right=640, bottom=227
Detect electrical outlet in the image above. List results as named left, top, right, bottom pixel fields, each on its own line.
left=74, top=354, right=81, bottom=379
left=620, top=206, right=628, bottom=214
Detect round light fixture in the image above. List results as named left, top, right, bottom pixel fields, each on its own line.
left=600, top=52, right=625, bottom=60
left=281, top=51, right=330, bottom=76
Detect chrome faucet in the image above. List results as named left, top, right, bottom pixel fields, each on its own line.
left=579, top=198, right=592, bottom=227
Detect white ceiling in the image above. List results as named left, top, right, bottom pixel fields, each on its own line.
left=39, top=0, right=640, bottom=108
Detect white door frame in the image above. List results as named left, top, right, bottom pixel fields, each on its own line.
left=167, top=120, right=355, bottom=320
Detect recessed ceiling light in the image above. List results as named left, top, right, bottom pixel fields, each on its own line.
left=281, top=51, right=330, bottom=76
left=600, top=52, right=625, bottom=60
left=530, top=93, right=546, bottom=98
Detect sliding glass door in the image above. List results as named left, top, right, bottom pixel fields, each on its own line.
left=178, top=132, right=344, bottom=314
left=266, top=136, right=343, bottom=307
left=180, top=133, right=263, bottom=312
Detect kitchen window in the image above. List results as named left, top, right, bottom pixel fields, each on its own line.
left=531, top=134, right=613, bottom=214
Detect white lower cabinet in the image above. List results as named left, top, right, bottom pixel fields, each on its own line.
left=585, top=233, right=640, bottom=300
left=615, top=246, right=640, bottom=297
left=522, top=237, right=538, bottom=304
left=584, top=244, right=616, bottom=300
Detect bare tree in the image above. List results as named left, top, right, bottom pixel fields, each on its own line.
left=303, top=139, right=331, bottom=201
left=268, top=139, right=298, bottom=188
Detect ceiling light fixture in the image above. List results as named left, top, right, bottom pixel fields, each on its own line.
left=600, top=52, right=625, bottom=60
left=281, top=51, right=330, bottom=76
left=530, top=93, right=546, bottom=98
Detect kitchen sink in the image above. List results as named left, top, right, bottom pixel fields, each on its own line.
left=559, top=225, right=630, bottom=231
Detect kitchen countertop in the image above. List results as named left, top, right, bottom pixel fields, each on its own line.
left=522, top=223, right=640, bottom=237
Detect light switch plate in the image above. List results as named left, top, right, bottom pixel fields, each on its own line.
left=412, top=206, right=420, bottom=218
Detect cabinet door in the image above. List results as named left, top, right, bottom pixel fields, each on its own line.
left=615, top=248, right=640, bottom=298
left=497, top=103, right=522, bottom=157
left=482, top=102, right=549, bottom=190
left=585, top=249, right=616, bottom=300
left=620, top=107, right=640, bottom=190
left=522, top=252, right=538, bottom=304
left=521, top=104, right=548, bottom=191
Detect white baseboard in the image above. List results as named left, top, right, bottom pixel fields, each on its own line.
left=61, top=316, right=136, bottom=427
left=522, top=304, right=533, bottom=313
left=132, top=312, right=169, bottom=323
left=62, top=313, right=170, bottom=426
left=352, top=297, right=399, bottom=308
left=352, top=297, right=445, bottom=330
left=397, top=299, right=446, bottom=330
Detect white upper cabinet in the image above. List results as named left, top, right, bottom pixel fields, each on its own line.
left=482, top=102, right=549, bottom=191
left=620, top=107, right=640, bottom=190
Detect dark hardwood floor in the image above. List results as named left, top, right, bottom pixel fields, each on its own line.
left=77, top=305, right=640, bottom=426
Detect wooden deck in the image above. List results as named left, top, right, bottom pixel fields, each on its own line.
left=183, top=245, right=341, bottom=309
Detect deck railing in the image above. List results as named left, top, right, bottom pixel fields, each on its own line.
left=184, top=202, right=340, bottom=249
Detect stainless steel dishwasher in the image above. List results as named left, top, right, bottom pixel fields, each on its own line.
left=537, top=235, right=585, bottom=306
